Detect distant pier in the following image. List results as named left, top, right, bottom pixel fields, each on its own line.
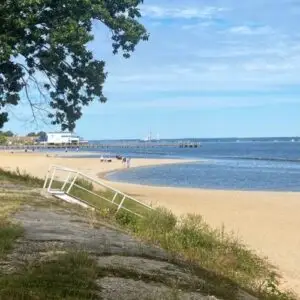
left=0, top=141, right=201, bottom=150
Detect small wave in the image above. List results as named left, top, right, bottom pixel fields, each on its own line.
left=221, top=156, right=300, bottom=163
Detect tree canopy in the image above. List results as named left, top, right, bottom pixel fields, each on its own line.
left=26, top=131, right=47, bottom=140
left=0, top=0, right=148, bottom=130
left=27, top=132, right=37, bottom=137
left=0, top=130, right=14, bottom=137
left=0, top=135, right=7, bottom=145
left=37, top=131, right=47, bottom=141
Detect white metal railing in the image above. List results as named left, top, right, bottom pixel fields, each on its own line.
left=43, top=165, right=153, bottom=217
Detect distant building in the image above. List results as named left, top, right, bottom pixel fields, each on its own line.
left=46, top=132, right=80, bottom=145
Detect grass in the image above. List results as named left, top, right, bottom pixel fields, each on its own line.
left=0, top=250, right=192, bottom=300
left=0, top=167, right=43, bottom=187
left=111, top=208, right=297, bottom=300
left=0, top=252, right=100, bottom=300
left=0, top=221, right=23, bottom=259
left=0, top=173, right=103, bottom=300
left=0, top=192, right=26, bottom=259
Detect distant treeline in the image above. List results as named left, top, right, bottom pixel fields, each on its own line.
left=0, top=131, right=47, bottom=139
left=0, top=130, right=14, bottom=137
left=0, top=131, right=48, bottom=145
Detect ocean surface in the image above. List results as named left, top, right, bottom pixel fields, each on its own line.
left=75, top=138, right=300, bottom=191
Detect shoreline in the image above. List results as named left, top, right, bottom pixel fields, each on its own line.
left=99, top=159, right=300, bottom=194
left=101, top=167, right=300, bottom=193
left=0, top=152, right=300, bottom=294
left=97, top=159, right=197, bottom=182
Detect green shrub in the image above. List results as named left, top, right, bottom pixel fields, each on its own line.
left=115, top=209, right=138, bottom=227
left=123, top=208, right=294, bottom=300
left=134, top=207, right=177, bottom=235
left=176, top=214, right=218, bottom=250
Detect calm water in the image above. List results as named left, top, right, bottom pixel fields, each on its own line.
left=99, top=141, right=300, bottom=191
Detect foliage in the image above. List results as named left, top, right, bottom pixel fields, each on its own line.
left=115, top=209, right=296, bottom=300
left=115, top=209, right=138, bottom=227
left=37, top=130, right=47, bottom=141
left=27, top=132, right=37, bottom=137
left=0, top=0, right=148, bottom=130
left=0, top=135, right=7, bottom=145
left=0, top=130, right=14, bottom=137
left=25, top=131, right=47, bottom=140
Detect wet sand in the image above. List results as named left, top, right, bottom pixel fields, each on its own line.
left=0, top=151, right=299, bottom=294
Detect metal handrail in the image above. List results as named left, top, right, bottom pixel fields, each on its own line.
left=44, top=164, right=152, bottom=209
left=43, top=164, right=152, bottom=217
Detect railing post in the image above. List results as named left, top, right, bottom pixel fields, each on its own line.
left=47, top=167, right=56, bottom=192
left=43, top=166, right=51, bottom=189
left=66, top=172, right=79, bottom=194
left=112, top=192, right=118, bottom=203
left=61, top=172, right=71, bottom=191
left=117, top=196, right=126, bottom=211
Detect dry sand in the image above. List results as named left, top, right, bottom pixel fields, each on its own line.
left=0, top=151, right=300, bottom=294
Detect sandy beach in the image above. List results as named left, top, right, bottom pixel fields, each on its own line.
left=0, top=151, right=300, bottom=294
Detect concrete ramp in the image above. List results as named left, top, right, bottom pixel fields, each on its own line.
left=50, top=191, right=91, bottom=209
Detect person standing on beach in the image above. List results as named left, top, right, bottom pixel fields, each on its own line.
left=126, top=157, right=131, bottom=168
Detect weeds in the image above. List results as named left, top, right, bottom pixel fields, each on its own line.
left=0, top=168, right=43, bottom=187
left=0, top=194, right=25, bottom=259
left=0, top=221, right=23, bottom=259
left=114, top=208, right=296, bottom=300
left=115, top=209, right=139, bottom=227
left=0, top=252, right=100, bottom=300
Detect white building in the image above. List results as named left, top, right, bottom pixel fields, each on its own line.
left=46, top=132, right=80, bottom=145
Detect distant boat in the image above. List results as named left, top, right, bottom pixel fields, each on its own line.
left=140, top=131, right=160, bottom=142
left=291, top=139, right=295, bottom=142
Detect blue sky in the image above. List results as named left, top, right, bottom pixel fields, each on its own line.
left=5, top=0, right=300, bottom=139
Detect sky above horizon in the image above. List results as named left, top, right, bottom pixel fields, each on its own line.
left=4, top=0, right=300, bottom=139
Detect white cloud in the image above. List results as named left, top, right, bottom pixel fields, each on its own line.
left=243, top=61, right=294, bottom=72
left=207, top=64, right=229, bottom=72
left=103, top=51, right=300, bottom=94
left=92, top=0, right=300, bottom=106
left=88, top=95, right=300, bottom=112
left=181, top=21, right=214, bottom=30
left=228, top=25, right=274, bottom=35
left=141, top=5, right=226, bottom=19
